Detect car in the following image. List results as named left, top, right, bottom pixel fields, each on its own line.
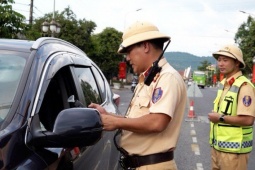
left=0, top=37, right=121, bottom=169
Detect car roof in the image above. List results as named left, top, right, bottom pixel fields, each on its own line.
left=0, top=38, right=89, bottom=61
left=0, top=39, right=34, bottom=53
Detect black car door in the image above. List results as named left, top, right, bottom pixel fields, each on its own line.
left=69, top=55, right=120, bottom=170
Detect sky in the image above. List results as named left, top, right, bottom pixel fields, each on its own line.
left=13, top=0, right=255, bottom=57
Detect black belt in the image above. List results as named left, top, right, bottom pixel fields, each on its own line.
left=121, top=151, right=174, bottom=169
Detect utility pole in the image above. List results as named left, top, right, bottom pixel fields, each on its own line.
left=29, top=0, right=34, bottom=25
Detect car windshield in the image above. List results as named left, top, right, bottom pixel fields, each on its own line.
left=0, top=52, right=26, bottom=122
left=194, top=72, right=205, bottom=76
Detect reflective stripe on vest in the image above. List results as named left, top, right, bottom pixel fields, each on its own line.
left=209, top=76, right=254, bottom=153
left=212, top=138, right=253, bottom=148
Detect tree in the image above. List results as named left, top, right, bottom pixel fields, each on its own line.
left=90, top=27, right=123, bottom=80
left=0, top=0, right=28, bottom=38
left=26, top=6, right=122, bottom=80
left=235, top=16, right=255, bottom=75
left=197, top=60, right=211, bottom=71
left=26, top=6, right=97, bottom=54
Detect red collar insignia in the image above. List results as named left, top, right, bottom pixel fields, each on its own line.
left=228, top=77, right=235, bottom=86
left=153, top=73, right=160, bottom=82
left=143, top=67, right=151, bottom=78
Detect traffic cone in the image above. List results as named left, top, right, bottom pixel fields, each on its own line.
left=188, top=100, right=196, bottom=118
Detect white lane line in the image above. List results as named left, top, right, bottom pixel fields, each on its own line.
left=192, top=137, right=197, bottom=143
left=190, top=122, right=194, bottom=127
left=189, top=119, right=204, bottom=169
left=191, top=129, right=196, bottom=135
left=191, top=144, right=200, bottom=155
left=197, top=163, right=204, bottom=170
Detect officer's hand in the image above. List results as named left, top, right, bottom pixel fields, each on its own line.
left=100, top=114, right=118, bottom=131
left=88, top=103, right=108, bottom=115
left=208, top=111, right=220, bottom=123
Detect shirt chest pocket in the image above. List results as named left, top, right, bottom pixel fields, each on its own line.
left=133, top=96, right=151, bottom=116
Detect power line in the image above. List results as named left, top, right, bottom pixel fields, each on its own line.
left=33, top=5, right=44, bottom=16
left=15, top=2, right=29, bottom=6
left=33, top=11, right=40, bottom=18
left=13, top=8, right=30, bottom=13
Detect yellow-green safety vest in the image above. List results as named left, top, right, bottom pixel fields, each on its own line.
left=209, top=75, right=254, bottom=153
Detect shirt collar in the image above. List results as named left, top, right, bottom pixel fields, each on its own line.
left=225, top=71, right=242, bottom=86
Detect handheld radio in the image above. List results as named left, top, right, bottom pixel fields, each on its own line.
left=144, top=40, right=171, bottom=86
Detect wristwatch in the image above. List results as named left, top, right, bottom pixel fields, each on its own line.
left=219, top=115, right=225, bottom=122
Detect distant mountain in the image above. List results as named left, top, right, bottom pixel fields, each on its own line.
left=164, top=52, right=216, bottom=71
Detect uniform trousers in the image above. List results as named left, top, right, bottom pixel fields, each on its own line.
left=211, top=148, right=250, bottom=170
left=136, top=159, right=177, bottom=170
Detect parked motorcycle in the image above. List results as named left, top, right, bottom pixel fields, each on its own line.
left=131, top=77, right=138, bottom=92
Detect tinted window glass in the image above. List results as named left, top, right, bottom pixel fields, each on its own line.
left=39, top=66, right=78, bottom=131
left=91, top=66, right=106, bottom=101
left=74, top=67, right=102, bottom=105
left=0, top=53, right=26, bottom=122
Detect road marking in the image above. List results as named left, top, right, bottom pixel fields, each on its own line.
left=196, top=163, right=204, bottom=170
left=189, top=120, right=204, bottom=169
left=185, top=112, right=206, bottom=169
left=190, top=122, right=194, bottom=127
left=192, top=137, right=197, bottom=143
left=191, top=144, right=200, bottom=155
left=191, top=129, right=196, bottom=135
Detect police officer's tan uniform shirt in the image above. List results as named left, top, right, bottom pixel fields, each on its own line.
left=120, top=58, right=187, bottom=156
left=220, top=71, right=255, bottom=117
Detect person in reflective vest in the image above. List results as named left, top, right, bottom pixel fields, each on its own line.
left=208, top=44, right=255, bottom=170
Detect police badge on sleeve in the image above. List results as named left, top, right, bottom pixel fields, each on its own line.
left=152, top=87, right=163, bottom=103
left=243, top=95, right=252, bottom=107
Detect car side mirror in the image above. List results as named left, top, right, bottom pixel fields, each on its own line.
left=26, top=108, right=103, bottom=148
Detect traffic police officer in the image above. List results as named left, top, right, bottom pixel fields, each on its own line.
left=208, top=44, right=255, bottom=170
left=89, top=21, right=187, bottom=170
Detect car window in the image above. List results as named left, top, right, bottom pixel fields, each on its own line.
left=73, top=67, right=102, bottom=106
left=0, top=53, right=26, bottom=123
left=91, top=66, right=106, bottom=101
left=38, top=66, right=78, bottom=131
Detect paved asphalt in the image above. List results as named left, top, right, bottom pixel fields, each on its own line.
left=111, top=85, right=255, bottom=170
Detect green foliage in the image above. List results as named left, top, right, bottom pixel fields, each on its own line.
left=3, top=4, right=122, bottom=80
left=90, top=27, right=123, bottom=80
left=27, top=7, right=119, bottom=75
left=235, top=16, right=255, bottom=75
left=0, top=0, right=27, bottom=38
left=197, top=60, right=212, bottom=71
left=80, top=80, right=100, bottom=104
left=25, top=6, right=122, bottom=80
left=25, top=6, right=97, bottom=51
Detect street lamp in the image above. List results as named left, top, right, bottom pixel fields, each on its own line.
left=252, top=56, right=255, bottom=83
left=41, top=21, right=49, bottom=33
left=41, top=0, right=61, bottom=37
left=41, top=20, right=61, bottom=37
